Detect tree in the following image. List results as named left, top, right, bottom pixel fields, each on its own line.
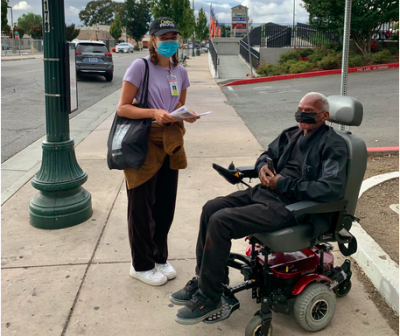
left=114, top=2, right=126, bottom=27
left=29, top=24, right=43, bottom=39
left=150, top=0, right=195, bottom=39
left=126, top=0, right=151, bottom=44
left=109, top=15, right=122, bottom=41
left=2, top=0, right=8, bottom=31
left=17, top=12, right=42, bottom=33
left=302, top=0, right=399, bottom=55
left=195, top=7, right=208, bottom=41
left=66, top=24, right=80, bottom=41
left=79, top=0, right=115, bottom=26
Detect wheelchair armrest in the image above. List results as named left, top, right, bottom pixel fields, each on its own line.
left=286, top=199, right=348, bottom=217
left=236, top=166, right=258, bottom=178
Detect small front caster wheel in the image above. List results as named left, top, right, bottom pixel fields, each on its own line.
left=294, top=283, right=336, bottom=332
left=245, top=316, right=273, bottom=336
left=333, top=280, right=352, bottom=297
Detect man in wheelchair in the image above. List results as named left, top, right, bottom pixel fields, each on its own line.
left=171, top=92, right=349, bottom=325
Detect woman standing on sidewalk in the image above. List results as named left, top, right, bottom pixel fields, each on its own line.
left=117, top=17, right=199, bottom=286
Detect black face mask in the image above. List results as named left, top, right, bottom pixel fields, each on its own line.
left=295, top=110, right=323, bottom=124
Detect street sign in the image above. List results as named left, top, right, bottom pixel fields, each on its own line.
left=15, top=31, right=19, bottom=34
left=43, top=0, right=50, bottom=33
left=65, top=43, right=78, bottom=113
left=232, top=17, right=246, bottom=21
left=15, top=34, right=19, bottom=39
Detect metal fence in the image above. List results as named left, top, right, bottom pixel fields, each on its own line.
left=209, top=38, right=218, bottom=77
left=239, top=40, right=260, bottom=69
left=1, top=37, right=43, bottom=56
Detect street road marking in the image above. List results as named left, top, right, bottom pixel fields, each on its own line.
left=389, top=204, right=399, bottom=214
left=227, top=86, right=238, bottom=97
left=6, top=68, right=43, bottom=76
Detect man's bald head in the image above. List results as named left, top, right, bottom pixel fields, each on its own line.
left=297, top=92, right=330, bottom=135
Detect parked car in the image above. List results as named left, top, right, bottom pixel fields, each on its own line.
left=2, top=44, right=11, bottom=50
left=75, top=40, right=114, bottom=82
left=112, top=46, right=116, bottom=52
left=116, top=43, right=134, bottom=53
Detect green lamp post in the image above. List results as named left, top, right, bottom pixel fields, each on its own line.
left=29, top=0, right=92, bottom=229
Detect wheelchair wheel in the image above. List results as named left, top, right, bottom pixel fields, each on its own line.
left=245, top=316, right=273, bottom=336
left=333, top=280, right=352, bottom=297
left=294, top=283, right=336, bottom=332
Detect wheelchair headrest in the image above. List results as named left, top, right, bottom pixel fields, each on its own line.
left=327, top=95, right=363, bottom=127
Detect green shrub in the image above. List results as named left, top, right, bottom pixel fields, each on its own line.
left=364, top=53, right=374, bottom=65
left=372, top=49, right=392, bottom=64
left=307, top=49, right=325, bottom=65
left=349, top=55, right=365, bottom=67
left=317, top=55, right=340, bottom=70
left=279, top=50, right=300, bottom=63
left=279, top=60, right=298, bottom=73
left=298, top=48, right=314, bottom=58
left=134, top=45, right=140, bottom=51
left=289, top=61, right=313, bottom=74
left=256, top=63, right=276, bottom=77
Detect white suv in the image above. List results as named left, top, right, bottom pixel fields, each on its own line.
left=116, top=43, right=134, bottom=53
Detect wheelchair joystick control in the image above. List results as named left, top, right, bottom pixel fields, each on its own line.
left=228, top=161, right=235, bottom=170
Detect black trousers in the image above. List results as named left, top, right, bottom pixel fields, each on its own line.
left=126, top=156, right=178, bottom=271
left=195, top=185, right=297, bottom=301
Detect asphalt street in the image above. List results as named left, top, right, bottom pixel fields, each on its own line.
left=1, top=50, right=147, bottom=163
left=221, top=69, right=399, bottom=149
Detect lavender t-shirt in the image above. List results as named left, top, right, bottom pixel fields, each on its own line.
left=123, top=56, right=190, bottom=113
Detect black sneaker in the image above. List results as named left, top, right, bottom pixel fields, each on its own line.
left=174, top=290, right=222, bottom=325
left=169, top=277, right=199, bottom=305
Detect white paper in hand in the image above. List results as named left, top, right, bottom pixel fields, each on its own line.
left=170, top=105, right=212, bottom=120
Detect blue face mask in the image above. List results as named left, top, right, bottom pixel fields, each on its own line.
left=157, top=40, right=179, bottom=58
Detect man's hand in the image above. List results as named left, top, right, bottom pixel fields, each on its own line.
left=259, top=165, right=274, bottom=187
left=259, top=164, right=281, bottom=189
left=266, top=174, right=282, bottom=190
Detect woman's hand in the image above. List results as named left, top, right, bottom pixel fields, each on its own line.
left=184, top=110, right=200, bottom=123
left=153, top=109, right=177, bottom=124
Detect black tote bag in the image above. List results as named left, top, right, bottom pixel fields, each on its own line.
left=107, top=58, right=152, bottom=170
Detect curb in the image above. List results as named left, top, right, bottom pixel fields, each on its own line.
left=1, top=57, right=37, bottom=62
left=352, top=172, right=400, bottom=314
left=367, top=147, right=399, bottom=156
left=221, top=63, right=399, bottom=86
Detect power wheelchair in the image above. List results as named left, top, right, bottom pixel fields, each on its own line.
left=203, top=96, right=367, bottom=336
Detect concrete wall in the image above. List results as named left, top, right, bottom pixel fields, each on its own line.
left=260, top=47, right=295, bottom=65
left=212, top=38, right=242, bottom=55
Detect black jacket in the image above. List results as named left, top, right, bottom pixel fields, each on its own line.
left=255, top=124, right=348, bottom=239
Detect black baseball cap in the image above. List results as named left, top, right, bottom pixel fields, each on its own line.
left=149, top=17, right=181, bottom=36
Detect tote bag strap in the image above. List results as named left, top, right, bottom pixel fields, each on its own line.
left=139, top=58, right=150, bottom=107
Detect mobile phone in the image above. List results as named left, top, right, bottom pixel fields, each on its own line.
left=267, top=158, right=275, bottom=175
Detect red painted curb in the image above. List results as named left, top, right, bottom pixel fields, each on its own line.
left=221, top=63, right=399, bottom=87
left=367, top=146, right=399, bottom=152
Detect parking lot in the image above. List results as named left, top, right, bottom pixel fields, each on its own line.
left=221, top=69, right=399, bottom=149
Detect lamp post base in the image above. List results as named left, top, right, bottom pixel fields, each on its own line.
left=29, top=187, right=93, bottom=229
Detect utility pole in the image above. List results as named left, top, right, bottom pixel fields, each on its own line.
left=339, top=0, right=352, bottom=131
left=192, top=0, right=195, bottom=57
left=245, top=6, right=252, bottom=77
left=29, top=0, right=92, bottom=229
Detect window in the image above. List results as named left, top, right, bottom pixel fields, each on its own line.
left=77, top=43, right=108, bottom=53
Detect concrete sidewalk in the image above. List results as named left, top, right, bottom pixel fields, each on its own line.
left=1, top=54, right=396, bottom=336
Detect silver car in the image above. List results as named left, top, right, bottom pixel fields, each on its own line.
left=116, top=43, right=134, bottom=53
left=75, top=41, right=114, bottom=81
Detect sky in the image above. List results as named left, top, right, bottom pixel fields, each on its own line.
left=6, top=0, right=309, bottom=27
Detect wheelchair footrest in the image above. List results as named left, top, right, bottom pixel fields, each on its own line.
left=203, top=294, right=240, bottom=324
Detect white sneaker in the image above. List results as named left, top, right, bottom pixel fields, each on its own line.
left=129, top=265, right=168, bottom=286
left=155, top=261, right=177, bottom=280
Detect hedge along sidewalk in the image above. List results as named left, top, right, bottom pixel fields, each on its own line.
left=221, top=62, right=399, bottom=87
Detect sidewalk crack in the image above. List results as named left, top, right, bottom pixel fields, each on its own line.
left=60, top=179, right=124, bottom=336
